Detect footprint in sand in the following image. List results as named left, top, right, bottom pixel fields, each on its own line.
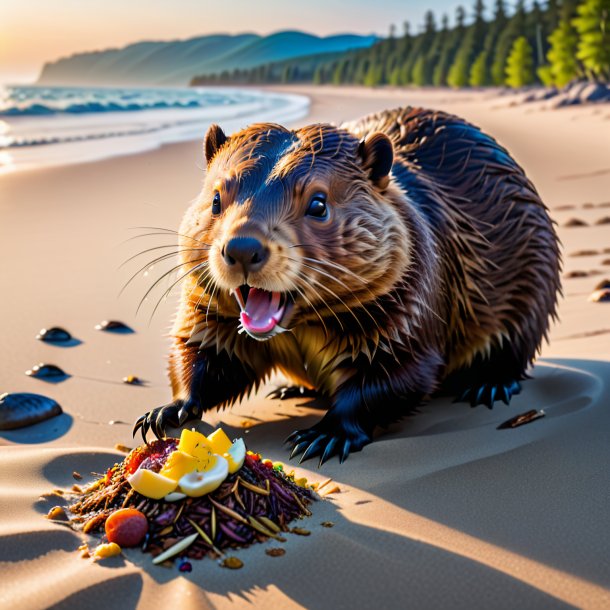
left=569, top=249, right=599, bottom=257
left=563, top=218, right=588, bottom=227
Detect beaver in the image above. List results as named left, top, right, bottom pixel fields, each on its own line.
left=133, top=106, right=561, bottom=465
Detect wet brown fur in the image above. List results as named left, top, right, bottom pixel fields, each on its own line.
left=139, top=106, right=561, bottom=461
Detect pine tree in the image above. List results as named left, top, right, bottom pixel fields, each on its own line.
left=447, top=52, right=471, bottom=87
left=448, top=0, right=487, bottom=88
left=411, top=56, right=427, bottom=85
left=572, top=0, right=610, bottom=82
left=402, top=11, right=436, bottom=85
left=470, top=50, right=491, bottom=85
left=505, top=36, right=535, bottom=88
left=434, top=7, right=466, bottom=86
left=492, top=0, right=527, bottom=85
left=544, top=17, right=580, bottom=86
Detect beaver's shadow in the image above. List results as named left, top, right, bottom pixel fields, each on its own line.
left=34, top=359, right=609, bottom=609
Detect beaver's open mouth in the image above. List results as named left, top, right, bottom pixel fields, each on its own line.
left=230, top=284, right=292, bottom=341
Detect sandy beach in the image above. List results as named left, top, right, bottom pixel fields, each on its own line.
left=1, top=85, right=609, bottom=609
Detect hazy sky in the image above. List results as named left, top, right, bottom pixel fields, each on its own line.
left=1, top=0, right=475, bottom=84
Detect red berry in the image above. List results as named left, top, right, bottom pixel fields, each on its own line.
left=105, top=508, right=148, bottom=547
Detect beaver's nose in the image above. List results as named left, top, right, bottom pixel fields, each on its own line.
left=222, top=237, right=269, bottom=274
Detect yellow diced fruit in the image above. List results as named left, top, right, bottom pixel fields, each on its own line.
left=177, top=428, right=211, bottom=455
left=224, top=438, right=246, bottom=474
left=158, top=450, right=198, bottom=481
left=207, top=428, right=232, bottom=454
left=127, top=468, right=178, bottom=499
left=177, top=428, right=216, bottom=471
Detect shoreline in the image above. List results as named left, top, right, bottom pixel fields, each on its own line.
left=0, top=88, right=310, bottom=175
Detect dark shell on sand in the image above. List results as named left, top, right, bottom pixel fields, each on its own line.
left=26, top=363, right=67, bottom=378
left=0, top=392, right=63, bottom=430
left=594, top=279, right=610, bottom=291
left=595, top=216, right=610, bottom=225
left=36, top=327, right=72, bottom=343
left=497, top=409, right=545, bottom=430
left=95, top=320, right=133, bottom=333
left=589, top=288, right=610, bottom=303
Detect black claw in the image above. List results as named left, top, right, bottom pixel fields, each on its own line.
left=285, top=430, right=301, bottom=445
left=132, top=415, right=144, bottom=439
left=177, top=405, right=189, bottom=425
left=142, top=419, right=150, bottom=443
left=489, top=385, right=497, bottom=405
left=482, top=386, right=493, bottom=409
left=339, top=439, right=351, bottom=463
left=319, top=437, right=338, bottom=467
left=299, top=435, right=328, bottom=464
left=474, top=384, right=486, bottom=406
left=500, top=385, right=510, bottom=404
left=289, top=440, right=309, bottom=460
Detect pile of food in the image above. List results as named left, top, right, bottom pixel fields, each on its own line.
left=56, top=428, right=317, bottom=568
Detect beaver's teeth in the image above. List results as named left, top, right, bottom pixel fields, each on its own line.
left=230, top=288, right=246, bottom=312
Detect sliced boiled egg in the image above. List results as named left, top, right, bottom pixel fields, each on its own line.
left=224, top=438, right=246, bottom=474
left=178, top=456, right=229, bottom=497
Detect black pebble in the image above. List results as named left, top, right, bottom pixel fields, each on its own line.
left=0, top=392, right=63, bottom=430
left=36, top=327, right=72, bottom=342
left=26, top=363, right=67, bottom=378
left=95, top=320, right=134, bottom=333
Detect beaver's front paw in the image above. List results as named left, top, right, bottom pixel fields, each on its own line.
left=132, top=400, right=194, bottom=442
left=286, top=420, right=372, bottom=466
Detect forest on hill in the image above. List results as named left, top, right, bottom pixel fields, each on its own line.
left=191, top=0, right=610, bottom=89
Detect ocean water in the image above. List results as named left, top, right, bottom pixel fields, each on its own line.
left=0, top=85, right=309, bottom=174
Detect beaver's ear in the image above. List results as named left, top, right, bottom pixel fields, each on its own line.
left=357, top=132, right=393, bottom=189
left=204, top=124, right=228, bottom=165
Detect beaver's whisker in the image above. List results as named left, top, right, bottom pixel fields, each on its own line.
left=291, top=270, right=345, bottom=333
left=120, top=253, right=189, bottom=297
left=301, top=272, right=368, bottom=336
left=128, top=226, right=212, bottom=248
left=300, top=255, right=375, bottom=292
left=119, top=250, right=202, bottom=297
left=286, top=275, right=330, bottom=338
left=205, top=282, right=219, bottom=325
left=136, top=258, right=207, bottom=317
left=293, top=253, right=389, bottom=320
left=146, top=260, right=210, bottom=324
left=298, top=262, right=383, bottom=335
left=284, top=253, right=383, bottom=335
left=120, top=245, right=209, bottom=270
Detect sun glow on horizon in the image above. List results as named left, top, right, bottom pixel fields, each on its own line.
left=0, top=0, right=466, bottom=85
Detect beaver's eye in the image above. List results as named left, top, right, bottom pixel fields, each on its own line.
left=305, top=194, right=328, bottom=220
left=212, top=191, right=221, bottom=216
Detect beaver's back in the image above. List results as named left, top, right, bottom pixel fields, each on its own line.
left=343, top=107, right=561, bottom=374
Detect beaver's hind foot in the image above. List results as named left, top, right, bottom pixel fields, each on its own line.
left=455, top=379, right=522, bottom=409
left=132, top=400, right=197, bottom=442
left=286, top=415, right=372, bottom=466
